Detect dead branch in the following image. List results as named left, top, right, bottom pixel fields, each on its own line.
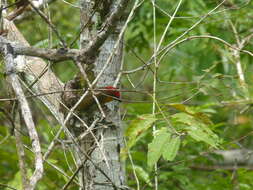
left=0, top=36, right=78, bottom=61
left=4, top=43, right=43, bottom=190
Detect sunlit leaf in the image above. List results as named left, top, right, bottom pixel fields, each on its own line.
left=162, top=136, right=181, bottom=161
left=168, top=103, right=213, bottom=125
left=188, top=128, right=218, bottom=148
left=7, top=171, right=22, bottom=189
left=147, top=128, right=171, bottom=167
left=172, top=113, right=220, bottom=148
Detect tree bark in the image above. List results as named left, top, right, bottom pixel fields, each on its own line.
left=74, top=0, right=126, bottom=189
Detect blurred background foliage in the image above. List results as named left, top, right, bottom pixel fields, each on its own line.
left=1, top=0, right=253, bottom=189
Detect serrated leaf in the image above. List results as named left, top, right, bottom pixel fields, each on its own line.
left=147, top=130, right=171, bottom=167
left=162, top=136, right=181, bottom=161
left=134, top=165, right=152, bottom=187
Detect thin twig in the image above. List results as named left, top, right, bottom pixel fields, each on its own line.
left=24, top=145, right=81, bottom=186
left=123, top=0, right=228, bottom=74
left=0, top=183, right=18, bottom=190
left=60, top=145, right=98, bottom=190
left=29, top=1, right=67, bottom=47
left=151, top=0, right=158, bottom=189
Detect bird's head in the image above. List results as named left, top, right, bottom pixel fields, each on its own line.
left=103, top=86, right=120, bottom=99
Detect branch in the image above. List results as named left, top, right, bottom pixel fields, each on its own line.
left=4, top=44, right=43, bottom=190
left=190, top=165, right=253, bottom=171
left=0, top=183, right=18, bottom=190
left=6, top=0, right=55, bottom=22
left=0, top=0, right=129, bottom=64
left=213, top=149, right=253, bottom=166
left=29, top=1, right=67, bottom=47
left=123, top=35, right=253, bottom=74
left=0, top=36, right=78, bottom=61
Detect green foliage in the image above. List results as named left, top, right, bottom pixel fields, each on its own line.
left=172, top=112, right=220, bottom=148
left=1, top=0, right=253, bottom=189
left=147, top=128, right=171, bottom=167
left=162, top=135, right=181, bottom=161
left=122, top=114, right=157, bottom=159
left=124, top=2, right=253, bottom=189
left=6, top=171, right=23, bottom=189
left=147, top=128, right=181, bottom=167
left=134, top=165, right=152, bottom=187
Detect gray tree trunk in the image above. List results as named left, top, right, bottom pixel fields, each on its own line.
left=73, top=0, right=126, bottom=189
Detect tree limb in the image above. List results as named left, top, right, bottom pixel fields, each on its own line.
left=4, top=43, right=43, bottom=190
left=0, top=36, right=78, bottom=61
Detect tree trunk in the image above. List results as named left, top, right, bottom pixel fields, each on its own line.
left=71, top=0, right=126, bottom=189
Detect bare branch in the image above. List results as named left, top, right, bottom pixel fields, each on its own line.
left=4, top=44, right=43, bottom=190
left=14, top=0, right=56, bottom=23
left=123, top=35, right=253, bottom=74
left=28, top=1, right=67, bottom=47
left=0, top=0, right=129, bottom=64
left=190, top=165, right=253, bottom=171
left=0, top=36, right=77, bottom=61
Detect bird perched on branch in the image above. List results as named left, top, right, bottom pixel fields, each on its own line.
left=77, top=86, right=120, bottom=111
left=61, top=80, right=120, bottom=113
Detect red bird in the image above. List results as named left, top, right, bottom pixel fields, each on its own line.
left=62, top=85, right=120, bottom=112
left=77, top=86, right=120, bottom=110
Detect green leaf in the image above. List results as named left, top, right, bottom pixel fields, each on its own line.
left=7, top=169, right=32, bottom=189
left=147, top=129, right=171, bottom=167
left=167, top=103, right=196, bottom=115
left=172, top=113, right=220, bottom=148
left=168, top=103, right=213, bottom=125
left=121, top=114, right=157, bottom=160
left=172, top=112, right=195, bottom=125
left=125, top=114, right=157, bottom=149
left=162, top=136, right=181, bottom=161
left=7, top=171, right=22, bottom=189
left=47, top=159, right=58, bottom=164
left=134, top=165, right=152, bottom=187
left=187, top=127, right=219, bottom=148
